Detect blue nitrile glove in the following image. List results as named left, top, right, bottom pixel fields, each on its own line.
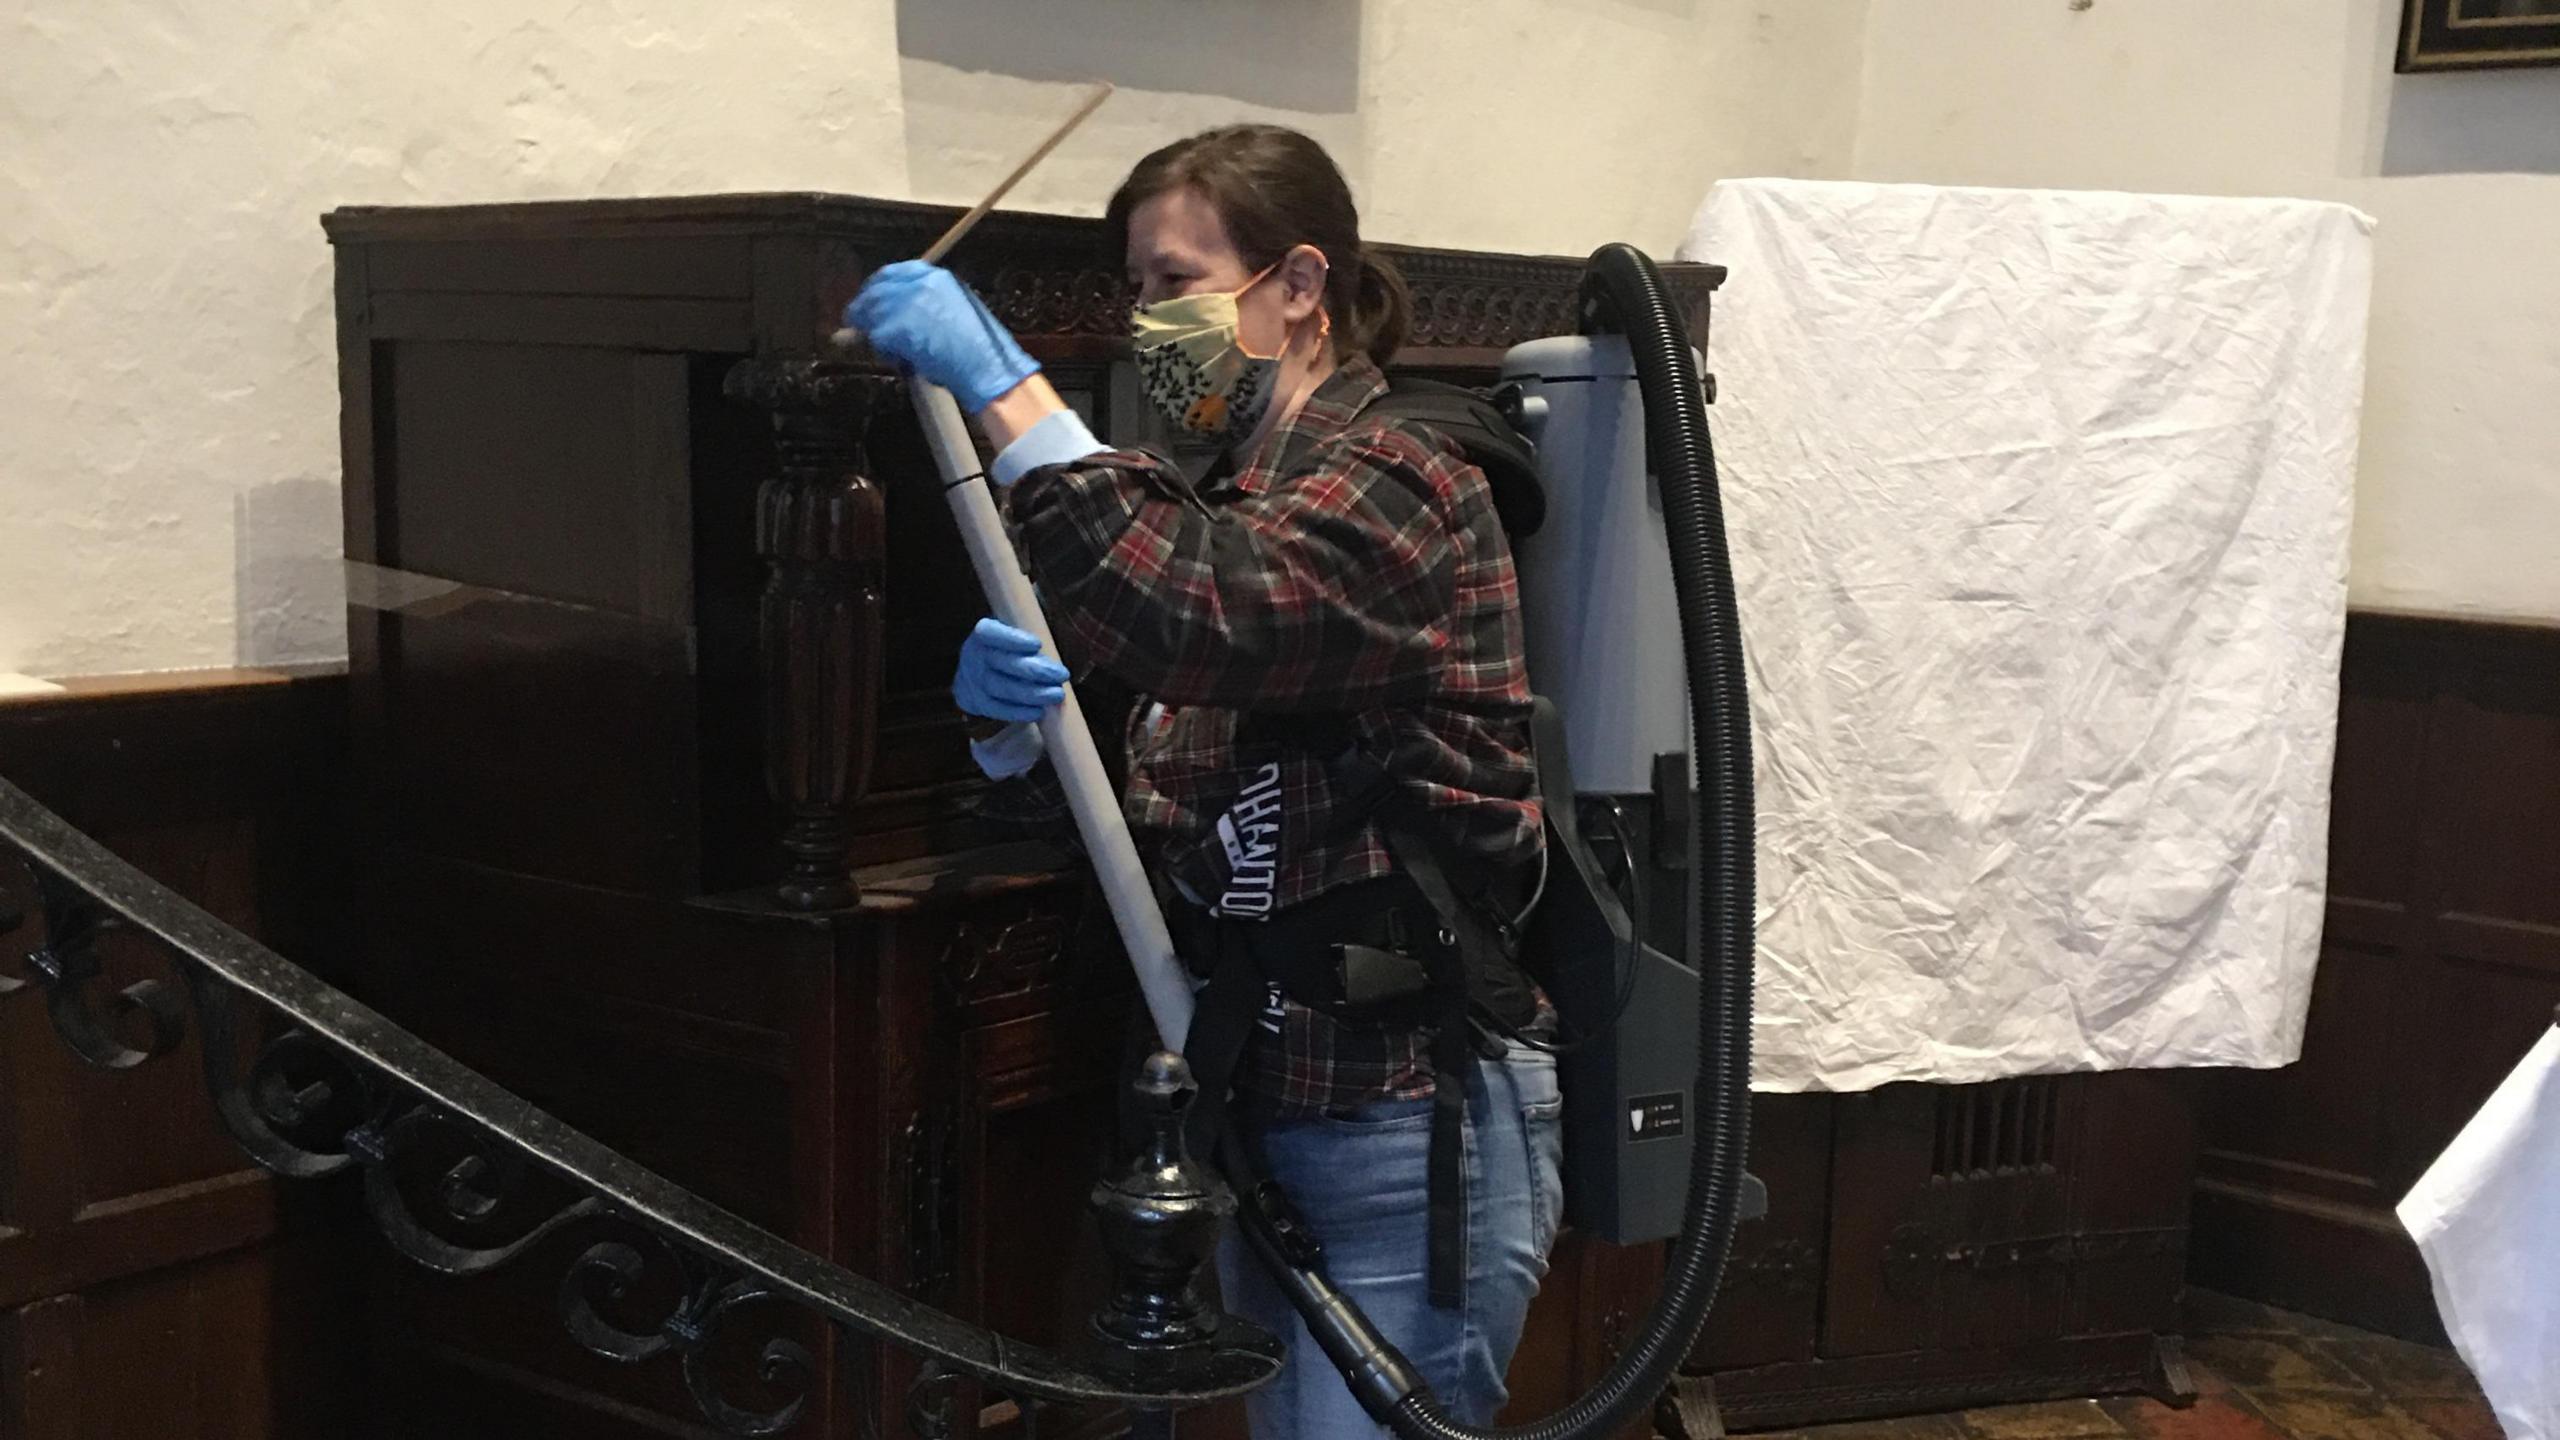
left=846, top=260, right=1041, bottom=414
left=954, top=617, right=1069, bottom=723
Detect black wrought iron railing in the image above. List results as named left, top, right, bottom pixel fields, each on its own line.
left=0, top=774, right=1277, bottom=1437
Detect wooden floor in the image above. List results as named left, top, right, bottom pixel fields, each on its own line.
left=1749, top=1291, right=2499, bottom=1440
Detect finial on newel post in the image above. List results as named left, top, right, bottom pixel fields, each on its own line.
left=1089, top=1051, right=1283, bottom=1435
left=1092, top=1052, right=1233, bottom=1354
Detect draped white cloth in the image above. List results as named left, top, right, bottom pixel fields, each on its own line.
left=1679, top=179, right=2372, bottom=1091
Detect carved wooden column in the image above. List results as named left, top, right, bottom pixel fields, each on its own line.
left=725, top=358, right=886, bottom=910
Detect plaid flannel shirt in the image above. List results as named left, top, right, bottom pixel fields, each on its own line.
left=996, top=357, right=1543, bottom=1115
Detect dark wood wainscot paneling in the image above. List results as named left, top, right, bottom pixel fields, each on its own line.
left=0, top=668, right=360, bottom=1439
left=2190, top=611, right=2560, bottom=1342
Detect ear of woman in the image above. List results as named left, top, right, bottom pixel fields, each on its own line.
left=1279, top=244, right=1332, bottom=337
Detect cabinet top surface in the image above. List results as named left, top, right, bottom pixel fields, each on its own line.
left=325, top=191, right=1041, bottom=241
left=319, top=191, right=1724, bottom=284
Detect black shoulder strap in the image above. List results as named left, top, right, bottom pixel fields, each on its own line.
left=1368, top=748, right=1546, bottom=1313
left=1371, top=818, right=1490, bottom=1311
left=1271, top=379, right=1547, bottom=543
left=1361, top=379, right=1547, bottom=542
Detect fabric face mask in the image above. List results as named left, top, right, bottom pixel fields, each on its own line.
left=1130, top=265, right=1296, bottom=443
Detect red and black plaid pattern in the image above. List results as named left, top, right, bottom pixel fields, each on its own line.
left=1003, top=357, right=1542, bottom=1114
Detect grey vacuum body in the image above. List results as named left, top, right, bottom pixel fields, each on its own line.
left=1503, top=334, right=1710, bottom=1246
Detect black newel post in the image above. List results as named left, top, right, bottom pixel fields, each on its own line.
left=1091, top=1051, right=1249, bottom=1438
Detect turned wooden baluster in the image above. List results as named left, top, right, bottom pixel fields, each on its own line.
left=726, top=359, right=886, bottom=910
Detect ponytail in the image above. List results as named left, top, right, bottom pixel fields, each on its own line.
left=1344, top=250, right=1412, bottom=367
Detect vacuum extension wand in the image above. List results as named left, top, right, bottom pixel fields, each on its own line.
left=838, top=78, right=1192, bottom=1049
left=910, top=383, right=1196, bottom=1051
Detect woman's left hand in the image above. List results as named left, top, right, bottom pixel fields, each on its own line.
left=953, top=616, right=1070, bottom=723
left=845, top=260, right=1042, bottom=414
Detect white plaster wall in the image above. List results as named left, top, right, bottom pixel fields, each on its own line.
left=0, top=0, right=1871, bottom=678
left=1852, top=0, right=2560, bottom=622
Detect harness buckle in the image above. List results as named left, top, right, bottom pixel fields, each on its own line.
left=1331, top=942, right=1432, bottom=1009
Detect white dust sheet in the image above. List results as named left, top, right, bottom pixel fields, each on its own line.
left=1679, top=179, right=2371, bottom=1091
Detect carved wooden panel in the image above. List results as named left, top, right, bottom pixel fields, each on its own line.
left=940, top=889, right=1094, bottom=1016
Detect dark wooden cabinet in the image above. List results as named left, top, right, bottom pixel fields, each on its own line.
left=324, top=193, right=1723, bottom=1439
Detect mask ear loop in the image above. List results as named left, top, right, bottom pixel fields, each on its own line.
left=1238, top=251, right=1332, bottom=362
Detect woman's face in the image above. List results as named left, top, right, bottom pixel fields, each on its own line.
left=1125, top=186, right=1325, bottom=358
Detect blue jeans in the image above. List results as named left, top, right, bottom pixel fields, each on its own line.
left=1216, top=1043, right=1566, bottom=1439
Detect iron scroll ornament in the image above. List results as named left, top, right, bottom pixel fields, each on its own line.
left=0, top=775, right=1279, bottom=1435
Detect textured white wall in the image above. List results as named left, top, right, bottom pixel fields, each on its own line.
left=0, top=0, right=1871, bottom=678
left=1853, top=0, right=2560, bottom=622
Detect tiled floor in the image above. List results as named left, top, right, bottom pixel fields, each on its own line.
left=1748, top=1292, right=2501, bottom=1440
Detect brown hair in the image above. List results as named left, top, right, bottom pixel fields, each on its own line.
left=1105, top=124, right=1412, bottom=367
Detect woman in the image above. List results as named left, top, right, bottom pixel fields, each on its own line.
left=849, top=124, right=1561, bottom=1438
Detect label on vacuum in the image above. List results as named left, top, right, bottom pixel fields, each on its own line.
left=1626, top=1091, right=1687, bottom=1143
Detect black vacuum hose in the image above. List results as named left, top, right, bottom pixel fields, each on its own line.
left=1387, top=242, right=1756, bottom=1439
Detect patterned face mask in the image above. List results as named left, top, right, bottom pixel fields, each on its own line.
left=1130, top=264, right=1318, bottom=443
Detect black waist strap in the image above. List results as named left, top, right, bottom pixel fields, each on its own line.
left=1170, top=861, right=1529, bottom=1310
left=1156, top=876, right=1446, bottom=1250
left=1164, top=877, right=1438, bottom=1018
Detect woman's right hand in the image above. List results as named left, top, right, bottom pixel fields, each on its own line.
left=847, top=260, right=1042, bottom=415
left=954, top=617, right=1069, bottom=723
